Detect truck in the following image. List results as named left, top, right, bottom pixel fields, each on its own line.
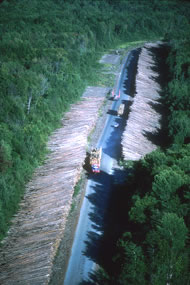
left=111, top=89, right=120, bottom=100
left=114, top=89, right=121, bottom=100
left=90, top=147, right=102, bottom=173
left=117, top=103, right=125, bottom=116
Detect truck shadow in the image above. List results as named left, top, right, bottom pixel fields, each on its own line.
left=107, top=109, right=118, bottom=116
left=123, top=48, right=141, bottom=98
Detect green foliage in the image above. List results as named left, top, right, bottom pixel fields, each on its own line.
left=129, top=194, right=157, bottom=223
left=166, top=80, right=190, bottom=111
left=73, top=178, right=82, bottom=198
left=168, top=111, right=190, bottom=145
left=0, top=2, right=190, bottom=283
left=115, top=239, right=146, bottom=285
left=1, top=0, right=185, bottom=240
left=0, top=0, right=123, bottom=238
left=147, top=213, right=188, bottom=285
left=152, top=169, right=184, bottom=199
left=100, top=143, right=190, bottom=283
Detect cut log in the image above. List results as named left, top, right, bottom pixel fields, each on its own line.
left=0, top=88, right=108, bottom=285
left=122, top=42, right=162, bottom=161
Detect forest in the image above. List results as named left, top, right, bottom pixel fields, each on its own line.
left=0, top=0, right=189, bottom=283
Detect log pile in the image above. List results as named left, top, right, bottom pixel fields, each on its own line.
left=122, top=43, right=162, bottom=161
left=0, top=88, right=108, bottom=285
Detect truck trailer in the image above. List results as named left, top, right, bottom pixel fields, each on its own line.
left=117, top=103, right=125, bottom=116
left=90, top=147, right=102, bottom=173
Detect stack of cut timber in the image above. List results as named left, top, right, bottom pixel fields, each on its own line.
left=122, top=43, right=162, bottom=161
left=0, top=88, right=107, bottom=285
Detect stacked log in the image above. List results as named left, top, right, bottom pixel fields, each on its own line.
left=0, top=89, right=108, bottom=285
left=122, top=43, right=162, bottom=161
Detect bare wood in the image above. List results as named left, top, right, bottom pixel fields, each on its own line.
left=0, top=89, right=107, bottom=285
left=121, top=42, right=162, bottom=161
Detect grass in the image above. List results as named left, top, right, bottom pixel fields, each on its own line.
left=69, top=174, right=86, bottom=214
left=73, top=178, right=83, bottom=198
left=118, top=38, right=164, bottom=50
left=69, top=201, right=76, bottom=214
left=95, top=68, right=116, bottom=87
left=69, top=178, right=83, bottom=213
left=119, top=40, right=147, bottom=49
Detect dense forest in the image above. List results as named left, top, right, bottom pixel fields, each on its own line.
left=0, top=0, right=190, bottom=283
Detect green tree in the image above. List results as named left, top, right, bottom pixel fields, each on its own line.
left=129, top=194, right=158, bottom=223
left=115, top=238, right=146, bottom=285
left=168, top=111, right=190, bottom=145
left=148, top=213, right=188, bottom=285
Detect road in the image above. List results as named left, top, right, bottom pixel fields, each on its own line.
left=63, top=49, right=139, bottom=285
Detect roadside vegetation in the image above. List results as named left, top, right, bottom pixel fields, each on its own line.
left=0, top=0, right=189, bottom=282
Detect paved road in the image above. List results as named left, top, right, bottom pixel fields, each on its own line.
left=64, top=49, right=139, bottom=285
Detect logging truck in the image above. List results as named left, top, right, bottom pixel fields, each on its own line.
left=111, top=89, right=120, bottom=100
left=114, top=89, right=121, bottom=100
left=117, top=103, right=125, bottom=116
left=90, top=147, right=102, bottom=173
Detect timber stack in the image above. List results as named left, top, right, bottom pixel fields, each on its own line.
left=122, top=42, right=162, bottom=161
left=0, top=87, right=109, bottom=285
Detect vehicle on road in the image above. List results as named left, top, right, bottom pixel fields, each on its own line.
left=114, top=123, right=119, bottom=128
left=117, top=103, right=125, bottom=116
left=111, top=89, right=121, bottom=100
left=90, top=147, right=102, bottom=173
left=114, top=89, right=120, bottom=100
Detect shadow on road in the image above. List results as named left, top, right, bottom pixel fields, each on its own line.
left=78, top=44, right=172, bottom=284
left=106, top=109, right=118, bottom=116
left=78, top=168, right=134, bottom=284
left=123, top=48, right=141, bottom=98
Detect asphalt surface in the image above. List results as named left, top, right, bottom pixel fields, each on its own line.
left=64, top=49, right=139, bottom=285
